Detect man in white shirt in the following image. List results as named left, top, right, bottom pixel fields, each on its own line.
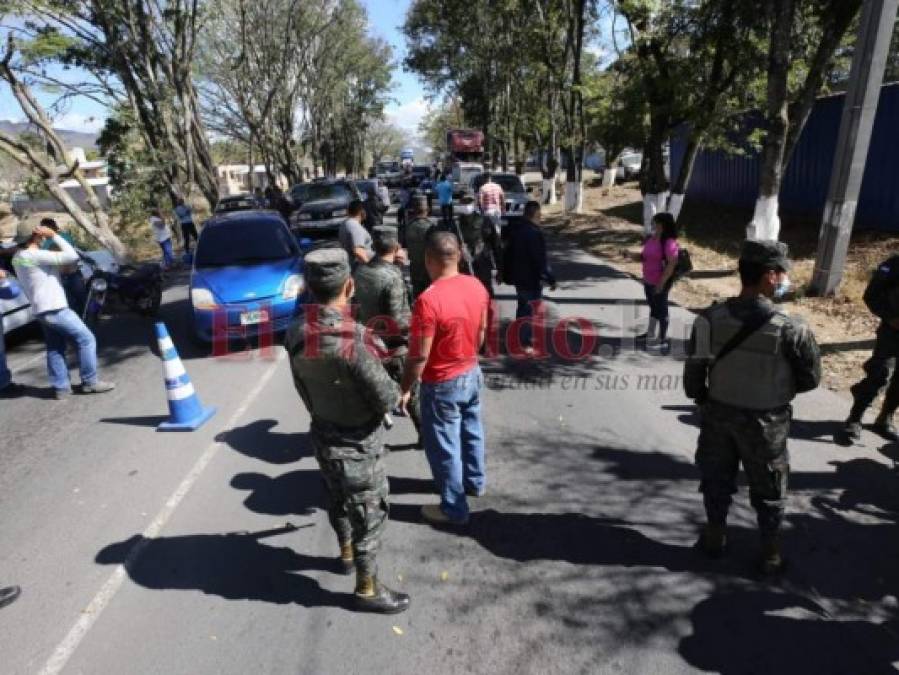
left=173, top=198, right=198, bottom=255
left=12, top=221, right=115, bottom=399
left=150, top=209, right=174, bottom=268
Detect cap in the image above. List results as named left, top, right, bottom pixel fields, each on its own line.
left=372, top=225, right=398, bottom=247
left=12, top=219, right=35, bottom=245
left=303, top=247, right=350, bottom=297
left=740, top=239, right=791, bottom=272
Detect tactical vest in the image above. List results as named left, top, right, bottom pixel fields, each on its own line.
left=353, top=263, right=387, bottom=326
left=458, top=213, right=485, bottom=257
left=706, top=305, right=795, bottom=410
left=287, top=320, right=382, bottom=430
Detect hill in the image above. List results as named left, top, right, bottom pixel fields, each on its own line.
left=0, top=119, right=99, bottom=150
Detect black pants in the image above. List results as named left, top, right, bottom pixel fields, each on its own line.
left=849, top=324, right=899, bottom=419
left=441, top=204, right=453, bottom=226
left=180, top=221, right=199, bottom=254
left=643, top=282, right=671, bottom=340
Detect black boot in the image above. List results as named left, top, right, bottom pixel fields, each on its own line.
left=694, top=524, right=727, bottom=559
left=837, top=403, right=866, bottom=445
left=354, top=578, right=410, bottom=614
left=759, top=535, right=785, bottom=576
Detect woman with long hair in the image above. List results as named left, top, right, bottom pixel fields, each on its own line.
left=639, top=212, right=679, bottom=350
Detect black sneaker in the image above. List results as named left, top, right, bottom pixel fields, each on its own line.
left=836, top=419, right=862, bottom=445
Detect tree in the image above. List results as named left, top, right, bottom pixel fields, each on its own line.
left=366, top=119, right=404, bottom=163
left=748, top=0, right=863, bottom=241
left=0, top=33, right=127, bottom=260
left=18, top=0, right=220, bottom=208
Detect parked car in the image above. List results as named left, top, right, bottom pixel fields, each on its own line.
left=189, top=210, right=304, bottom=342
left=289, top=183, right=312, bottom=211
left=215, top=194, right=260, bottom=213
left=469, top=172, right=533, bottom=223
left=289, top=179, right=363, bottom=237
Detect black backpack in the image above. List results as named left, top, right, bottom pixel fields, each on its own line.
left=664, top=244, right=693, bottom=285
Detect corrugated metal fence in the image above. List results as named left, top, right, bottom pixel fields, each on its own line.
left=671, top=82, right=899, bottom=231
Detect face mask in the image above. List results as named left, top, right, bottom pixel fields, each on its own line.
left=773, top=276, right=791, bottom=299
left=459, top=204, right=475, bottom=215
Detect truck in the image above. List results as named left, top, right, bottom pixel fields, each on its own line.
left=446, top=129, right=485, bottom=197
left=400, top=148, right=414, bottom=170
left=375, top=158, right=403, bottom=188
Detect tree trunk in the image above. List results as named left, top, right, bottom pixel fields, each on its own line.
left=668, top=133, right=704, bottom=221
left=640, top=111, right=671, bottom=233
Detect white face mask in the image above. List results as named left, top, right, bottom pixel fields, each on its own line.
left=458, top=204, right=475, bottom=215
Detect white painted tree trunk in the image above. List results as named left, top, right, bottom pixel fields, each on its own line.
left=642, top=192, right=669, bottom=235
left=747, top=195, right=781, bottom=241
left=601, top=162, right=617, bottom=189
left=668, top=193, right=685, bottom=221
left=542, top=178, right=557, bottom=204
left=564, top=182, right=583, bottom=213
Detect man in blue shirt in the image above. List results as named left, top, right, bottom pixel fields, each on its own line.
left=435, top=174, right=455, bottom=227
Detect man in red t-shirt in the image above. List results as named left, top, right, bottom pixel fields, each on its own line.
left=401, top=231, right=489, bottom=525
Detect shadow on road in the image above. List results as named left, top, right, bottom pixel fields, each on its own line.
left=217, top=419, right=311, bottom=464
left=95, top=526, right=351, bottom=609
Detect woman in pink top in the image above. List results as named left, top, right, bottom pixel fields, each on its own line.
left=639, top=212, right=679, bottom=350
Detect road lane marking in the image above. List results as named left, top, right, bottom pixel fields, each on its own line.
left=38, top=351, right=285, bottom=675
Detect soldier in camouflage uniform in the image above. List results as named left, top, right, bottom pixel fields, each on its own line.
left=353, top=225, right=422, bottom=444
left=840, top=255, right=899, bottom=444
left=404, top=196, right=436, bottom=300
left=284, top=248, right=409, bottom=614
left=684, top=240, right=821, bottom=574
left=456, top=196, right=502, bottom=297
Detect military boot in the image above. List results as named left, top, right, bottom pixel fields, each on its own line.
left=338, top=542, right=354, bottom=575
left=353, top=576, right=410, bottom=614
left=872, top=412, right=899, bottom=442
left=695, top=524, right=727, bottom=559
left=759, top=535, right=785, bottom=576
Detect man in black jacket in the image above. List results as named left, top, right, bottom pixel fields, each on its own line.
left=840, top=255, right=899, bottom=443
left=502, top=201, right=556, bottom=354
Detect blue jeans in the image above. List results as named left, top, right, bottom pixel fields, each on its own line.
left=159, top=239, right=174, bottom=267
left=515, top=287, right=543, bottom=347
left=0, top=321, right=10, bottom=390
left=420, top=366, right=486, bottom=521
left=37, top=308, right=98, bottom=391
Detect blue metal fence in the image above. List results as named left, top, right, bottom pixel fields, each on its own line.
left=670, top=82, right=899, bottom=231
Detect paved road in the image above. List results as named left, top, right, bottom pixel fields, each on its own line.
left=2, top=223, right=898, bottom=674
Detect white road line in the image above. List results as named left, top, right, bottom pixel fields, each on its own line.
left=38, top=351, right=285, bottom=675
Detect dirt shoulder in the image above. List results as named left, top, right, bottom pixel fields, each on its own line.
left=541, top=181, right=890, bottom=396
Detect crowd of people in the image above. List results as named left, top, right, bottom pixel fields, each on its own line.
left=3, top=174, right=898, bottom=619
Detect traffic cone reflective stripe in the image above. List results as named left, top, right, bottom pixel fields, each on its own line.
left=155, top=322, right=216, bottom=431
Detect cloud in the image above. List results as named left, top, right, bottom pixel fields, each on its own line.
left=386, top=97, right=429, bottom=135
left=51, top=112, right=106, bottom=134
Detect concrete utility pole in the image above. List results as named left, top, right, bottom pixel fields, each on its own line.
left=809, top=0, right=899, bottom=296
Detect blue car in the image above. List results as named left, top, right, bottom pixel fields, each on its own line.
left=190, top=211, right=304, bottom=342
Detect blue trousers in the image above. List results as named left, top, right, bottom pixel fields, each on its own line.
left=37, top=308, right=98, bottom=392
left=420, top=366, right=486, bottom=521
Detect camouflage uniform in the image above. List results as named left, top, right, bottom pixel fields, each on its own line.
left=353, top=235, right=422, bottom=434
left=846, top=256, right=899, bottom=424
left=285, top=287, right=399, bottom=581
left=457, top=210, right=502, bottom=297
left=405, top=214, right=435, bottom=300
left=684, top=244, right=821, bottom=540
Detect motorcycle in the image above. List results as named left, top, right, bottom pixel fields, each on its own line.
left=80, top=252, right=163, bottom=328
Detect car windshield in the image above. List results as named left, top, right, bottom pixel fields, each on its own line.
left=473, top=175, right=524, bottom=193
left=302, top=183, right=352, bottom=202
left=355, top=180, right=375, bottom=194
left=290, top=184, right=311, bottom=202
left=195, top=220, right=297, bottom=267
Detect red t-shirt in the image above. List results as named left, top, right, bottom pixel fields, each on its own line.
left=410, top=274, right=489, bottom=383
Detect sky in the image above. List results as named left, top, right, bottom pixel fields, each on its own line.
left=0, top=0, right=429, bottom=140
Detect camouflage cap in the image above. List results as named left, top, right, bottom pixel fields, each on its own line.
left=304, top=247, right=350, bottom=297
left=740, top=239, right=792, bottom=272
left=372, top=225, right=399, bottom=247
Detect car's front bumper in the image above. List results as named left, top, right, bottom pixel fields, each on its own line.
left=193, top=297, right=301, bottom=343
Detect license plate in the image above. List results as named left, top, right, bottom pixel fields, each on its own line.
left=240, top=309, right=269, bottom=325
